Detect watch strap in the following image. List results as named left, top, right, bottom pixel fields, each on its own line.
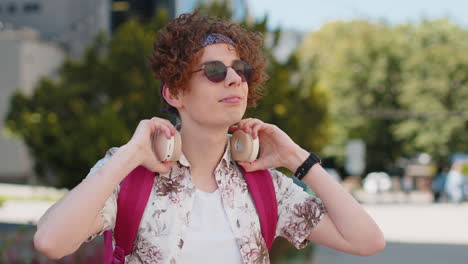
left=294, top=152, right=321, bottom=180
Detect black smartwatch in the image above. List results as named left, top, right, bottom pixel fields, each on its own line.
left=294, top=152, right=321, bottom=180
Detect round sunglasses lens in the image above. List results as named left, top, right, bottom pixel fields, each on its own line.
left=204, top=61, right=227, bottom=82
left=233, top=61, right=253, bottom=82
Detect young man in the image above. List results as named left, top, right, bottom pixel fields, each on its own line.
left=34, top=12, right=385, bottom=263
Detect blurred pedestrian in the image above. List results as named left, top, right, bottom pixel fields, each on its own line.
left=445, top=162, right=464, bottom=203
left=431, top=166, right=448, bottom=202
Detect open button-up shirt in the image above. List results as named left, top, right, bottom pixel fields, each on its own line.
left=86, top=137, right=327, bottom=263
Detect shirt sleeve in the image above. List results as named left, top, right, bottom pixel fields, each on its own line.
left=269, top=168, right=327, bottom=249
left=84, top=147, right=120, bottom=242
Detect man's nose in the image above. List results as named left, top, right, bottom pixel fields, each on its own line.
left=224, top=67, right=242, bottom=87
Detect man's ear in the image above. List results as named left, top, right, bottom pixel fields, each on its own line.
left=162, top=83, right=182, bottom=108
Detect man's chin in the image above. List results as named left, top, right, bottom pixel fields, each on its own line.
left=228, top=111, right=245, bottom=125
left=206, top=108, right=246, bottom=128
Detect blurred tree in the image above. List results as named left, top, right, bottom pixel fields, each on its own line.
left=298, top=18, right=468, bottom=172
left=395, top=19, right=468, bottom=161
left=5, top=4, right=331, bottom=188
left=298, top=21, right=406, bottom=173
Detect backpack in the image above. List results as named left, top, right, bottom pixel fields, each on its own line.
left=103, top=165, right=278, bottom=264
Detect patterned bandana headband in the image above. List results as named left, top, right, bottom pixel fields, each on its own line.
left=203, top=33, right=235, bottom=46
left=160, top=33, right=235, bottom=114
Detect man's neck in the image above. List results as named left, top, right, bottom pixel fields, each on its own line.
left=179, top=122, right=229, bottom=176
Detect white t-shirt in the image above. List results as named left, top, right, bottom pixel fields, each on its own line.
left=178, top=188, right=242, bottom=263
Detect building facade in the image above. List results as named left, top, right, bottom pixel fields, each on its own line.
left=0, top=29, right=64, bottom=183
left=0, top=0, right=110, bottom=57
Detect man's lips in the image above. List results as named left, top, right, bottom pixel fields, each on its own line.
left=220, top=96, right=242, bottom=103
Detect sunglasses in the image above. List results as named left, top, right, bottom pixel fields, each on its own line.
left=192, top=60, right=253, bottom=83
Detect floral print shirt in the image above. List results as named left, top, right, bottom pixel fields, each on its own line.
left=86, top=138, right=327, bottom=264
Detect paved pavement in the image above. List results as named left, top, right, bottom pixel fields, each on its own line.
left=310, top=202, right=468, bottom=264
left=0, top=183, right=64, bottom=224
left=311, top=242, right=468, bottom=264
left=353, top=189, right=435, bottom=204
left=0, top=200, right=54, bottom=224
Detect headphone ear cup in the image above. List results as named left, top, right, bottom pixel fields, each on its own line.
left=153, top=130, right=182, bottom=162
left=230, top=130, right=259, bottom=162
left=248, top=136, right=260, bottom=162
left=171, top=131, right=182, bottom=161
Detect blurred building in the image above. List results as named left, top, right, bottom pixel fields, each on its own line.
left=0, top=28, right=64, bottom=183
left=111, top=0, right=174, bottom=32
left=111, top=0, right=250, bottom=32
left=0, top=0, right=110, bottom=57
left=0, top=0, right=248, bottom=52
left=0, top=0, right=107, bottom=184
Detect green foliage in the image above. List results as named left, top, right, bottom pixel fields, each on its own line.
left=298, top=18, right=468, bottom=171
left=269, top=237, right=314, bottom=264
left=395, top=20, right=468, bottom=160
left=5, top=6, right=331, bottom=188
left=197, top=0, right=232, bottom=19
left=299, top=21, right=405, bottom=171
left=248, top=53, right=331, bottom=153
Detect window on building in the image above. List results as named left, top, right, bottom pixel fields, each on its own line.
left=7, top=3, right=17, bottom=14
left=112, top=1, right=130, bottom=12
left=24, top=3, right=41, bottom=13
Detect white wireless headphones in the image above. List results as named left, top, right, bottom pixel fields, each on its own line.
left=152, top=129, right=259, bottom=162
left=230, top=130, right=259, bottom=162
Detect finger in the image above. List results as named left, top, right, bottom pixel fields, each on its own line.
left=162, top=161, right=175, bottom=169
left=237, top=118, right=254, bottom=129
left=238, top=161, right=257, bottom=172
left=161, top=119, right=176, bottom=135
left=246, top=119, right=264, bottom=137
left=149, top=161, right=174, bottom=173
left=149, top=119, right=173, bottom=138
left=239, top=118, right=261, bottom=135
left=251, top=122, right=267, bottom=139
left=229, top=125, right=239, bottom=131
left=238, top=159, right=267, bottom=172
left=161, top=161, right=175, bottom=173
left=150, top=117, right=174, bottom=132
left=236, top=119, right=248, bottom=132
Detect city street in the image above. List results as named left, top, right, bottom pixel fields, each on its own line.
left=310, top=202, right=468, bottom=264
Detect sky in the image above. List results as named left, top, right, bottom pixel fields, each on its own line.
left=247, top=0, right=468, bottom=32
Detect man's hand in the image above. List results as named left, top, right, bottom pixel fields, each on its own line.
left=127, top=117, right=176, bottom=173
left=230, top=118, right=308, bottom=172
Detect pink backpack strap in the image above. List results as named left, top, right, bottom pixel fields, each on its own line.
left=240, top=166, right=278, bottom=251
left=103, top=166, right=155, bottom=264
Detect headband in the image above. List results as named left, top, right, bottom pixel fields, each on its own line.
left=203, top=33, right=235, bottom=46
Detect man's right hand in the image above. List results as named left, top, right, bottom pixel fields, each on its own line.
left=126, top=117, right=176, bottom=173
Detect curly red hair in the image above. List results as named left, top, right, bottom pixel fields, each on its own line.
left=148, top=11, right=268, bottom=114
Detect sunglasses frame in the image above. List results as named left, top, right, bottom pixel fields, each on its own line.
left=192, top=60, right=253, bottom=83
